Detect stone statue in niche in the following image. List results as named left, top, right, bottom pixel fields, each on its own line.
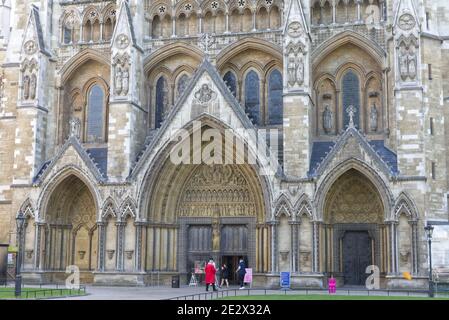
left=122, top=68, right=129, bottom=95
left=286, top=43, right=305, bottom=87
left=115, top=67, right=123, bottom=95
left=370, top=103, right=378, bottom=132
left=211, top=215, right=220, bottom=251
left=23, top=75, right=30, bottom=100
left=30, top=74, right=37, bottom=100
left=287, top=55, right=296, bottom=86
left=399, top=43, right=418, bottom=81
left=407, top=47, right=417, bottom=80
left=296, top=54, right=304, bottom=85
left=399, top=46, right=409, bottom=81
left=322, top=105, right=333, bottom=134
left=69, top=117, right=81, bottom=139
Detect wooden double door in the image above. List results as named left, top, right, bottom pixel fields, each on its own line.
left=342, top=231, right=372, bottom=286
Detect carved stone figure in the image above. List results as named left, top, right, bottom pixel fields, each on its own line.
left=212, top=218, right=220, bottom=251
left=287, top=55, right=296, bottom=86
left=407, top=47, right=417, bottom=80
left=296, top=55, right=304, bottom=85
left=115, top=68, right=123, bottom=95
left=194, top=84, right=216, bottom=104
left=370, top=104, right=378, bottom=132
left=30, top=74, right=37, bottom=100
left=122, top=69, right=129, bottom=95
left=399, top=46, right=409, bottom=81
left=23, top=75, right=30, bottom=100
left=322, top=105, right=333, bottom=134
left=69, top=117, right=81, bottom=139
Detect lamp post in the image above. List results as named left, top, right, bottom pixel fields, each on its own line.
left=424, top=224, right=434, bottom=298
left=15, top=212, right=25, bottom=298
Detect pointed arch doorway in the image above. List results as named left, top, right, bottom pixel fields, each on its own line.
left=322, top=169, right=388, bottom=286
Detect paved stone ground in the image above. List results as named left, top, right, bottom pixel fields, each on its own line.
left=54, top=285, right=243, bottom=300
left=53, top=285, right=430, bottom=300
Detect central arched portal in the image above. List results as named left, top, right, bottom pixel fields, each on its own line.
left=321, top=169, right=388, bottom=286
left=145, top=161, right=270, bottom=283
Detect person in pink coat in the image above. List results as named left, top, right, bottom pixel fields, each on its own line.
left=205, top=259, right=218, bottom=292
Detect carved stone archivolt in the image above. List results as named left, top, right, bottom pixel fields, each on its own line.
left=324, top=169, right=384, bottom=224
left=178, top=165, right=256, bottom=217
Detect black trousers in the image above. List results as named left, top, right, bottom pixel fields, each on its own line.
left=238, top=274, right=245, bottom=287
left=206, top=283, right=217, bottom=291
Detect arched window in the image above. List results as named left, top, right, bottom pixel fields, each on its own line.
left=245, top=70, right=260, bottom=125
left=155, top=76, right=168, bottom=128
left=63, top=25, right=72, bottom=44
left=84, top=20, right=92, bottom=42
left=342, top=70, right=360, bottom=129
left=177, top=74, right=190, bottom=97
left=223, top=71, right=237, bottom=97
left=86, top=85, right=105, bottom=143
left=152, top=16, right=161, bottom=38
left=268, top=69, right=283, bottom=125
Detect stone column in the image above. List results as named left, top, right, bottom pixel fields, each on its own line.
left=312, top=221, right=320, bottom=273
left=389, top=222, right=398, bottom=274
left=290, top=221, right=300, bottom=273
left=97, top=222, right=106, bottom=272
left=252, top=10, right=256, bottom=31
left=268, top=221, right=278, bottom=273
left=116, top=222, right=125, bottom=271
left=134, top=221, right=145, bottom=271
left=33, top=223, right=42, bottom=270
left=225, top=12, right=229, bottom=33
left=332, top=0, right=336, bottom=24
left=411, top=221, right=418, bottom=275
left=172, top=16, right=176, bottom=37
left=356, top=0, right=361, bottom=23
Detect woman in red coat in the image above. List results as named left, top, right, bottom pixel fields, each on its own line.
left=205, top=259, right=218, bottom=291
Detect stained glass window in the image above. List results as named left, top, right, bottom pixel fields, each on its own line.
left=223, top=71, right=237, bottom=98
left=268, top=69, right=283, bottom=125
left=342, top=70, right=360, bottom=129
left=155, top=76, right=167, bottom=128
left=86, top=85, right=105, bottom=143
left=245, top=70, right=260, bottom=125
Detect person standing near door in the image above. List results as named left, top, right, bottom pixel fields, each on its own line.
left=236, top=259, right=246, bottom=289
left=205, top=259, right=218, bottom=292
left=220, top=263, right=229, bottom=288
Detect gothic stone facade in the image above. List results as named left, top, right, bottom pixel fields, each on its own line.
left=0, top=0, right=448, bottom=289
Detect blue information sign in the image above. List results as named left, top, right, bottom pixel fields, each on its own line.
left=280, top=272, right=290, bottom=289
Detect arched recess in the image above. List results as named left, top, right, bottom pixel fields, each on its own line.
left=38, top=170, right=100, bottom=277
left=311, top=31, right=386, bottom=70
left=312, top=32, right=386, bottom=137
left=393, top=192, right=419, bottom=275
left=145, top=44, right=203, bottom=128
left=18, top=199, right=36, bottom=270
left=316, top=163, right=394, bottom=286
left=136, top=115, right=273, bottom=273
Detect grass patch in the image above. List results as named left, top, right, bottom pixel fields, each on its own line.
left=0, top=287, right=86, bottom=299
left=217, top=294, right=449, bottom=300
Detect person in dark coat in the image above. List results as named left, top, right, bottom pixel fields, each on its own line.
left=236, top=259, right=246, bottom=289
left=205, top=259, right=218, bottom=291
left=220, top=263, right=229, bottom=288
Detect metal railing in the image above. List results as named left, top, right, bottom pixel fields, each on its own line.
left=168, top=287, right=430, bottom=301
